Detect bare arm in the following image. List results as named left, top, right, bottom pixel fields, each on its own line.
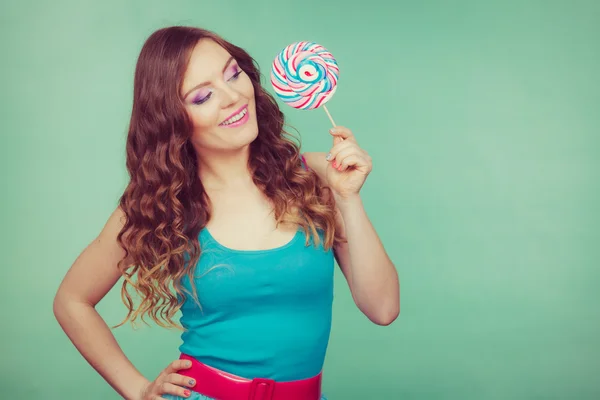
left=304, top=151, right=400, bottom=326
left=53, top=207, right=149, bottom=400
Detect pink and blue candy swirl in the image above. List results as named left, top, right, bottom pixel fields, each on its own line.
left=270, top=41, right=339, bottom=110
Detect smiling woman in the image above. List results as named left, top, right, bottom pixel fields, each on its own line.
left=52, top=25, right=398, bottom=400
left=180, top=40, right=260, bottom=152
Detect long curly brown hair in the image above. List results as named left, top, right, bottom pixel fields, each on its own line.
left=114, top=26, right=343, bottom=330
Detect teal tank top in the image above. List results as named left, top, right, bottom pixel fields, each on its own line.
left=178, top=157, right=335, bottom=381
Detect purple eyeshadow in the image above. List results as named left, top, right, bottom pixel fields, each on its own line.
left=224, top=65, right=239, bottom=80
left=193, top=89, right=211, bottom=103
left=189, top=63, right=240, bottom=104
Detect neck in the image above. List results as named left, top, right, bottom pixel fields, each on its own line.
left=196, top=145, right=254, bottom=190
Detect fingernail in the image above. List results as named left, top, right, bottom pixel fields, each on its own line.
left=332, top=160, right=337, bottom=168
left=184, top=389, right=191, bottom=396
left=189, top=379, right=195, bottom=385
left=329, top=128, right=336, bottom=133
left=325, top=153, right=331, bottom=161
left=186, top=361, right=192, bottom=367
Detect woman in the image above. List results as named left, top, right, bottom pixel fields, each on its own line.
left=53, top=26, right=399, bottom=400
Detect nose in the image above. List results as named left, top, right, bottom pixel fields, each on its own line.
left=220, top=84, right=241, bottom=108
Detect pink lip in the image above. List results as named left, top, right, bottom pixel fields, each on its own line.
left=220, top=105, right=248, bottom=126
left=220, top=108, right=249, bottom=128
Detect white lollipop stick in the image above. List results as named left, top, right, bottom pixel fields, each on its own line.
left=323, top=105, right=336, bottom=127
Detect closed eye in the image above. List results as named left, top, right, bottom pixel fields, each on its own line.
left=228, top=69, right=242, bottom=81
left=193, top=92, right=212, bottom=105
left=192, top=65, right=243, bottom=105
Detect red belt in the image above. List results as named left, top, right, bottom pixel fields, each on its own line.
left=179, top=353, right=322, bottom=400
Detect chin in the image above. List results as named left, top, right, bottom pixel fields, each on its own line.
left=244, top=122, right=260, bottom=144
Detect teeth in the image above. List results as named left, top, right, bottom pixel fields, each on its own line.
left=221, top=108, right=247, bottom=126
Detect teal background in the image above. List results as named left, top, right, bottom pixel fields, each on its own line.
left=1, top=0, right=599, bottom=399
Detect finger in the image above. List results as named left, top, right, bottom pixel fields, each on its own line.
left=332, top=147, right=361, bottom=170
left=326, top=141, right=356, bottom=164
left=332, top=134, right=344, bottom=146
left=164, top=359, right=192, bottom=375
left=160, top=381, right=191, bottom=398
left=329, top=126, right=356, bottom=143
left=167, top=372, right=196, bottom=389
left=337, top=154, right=371, bottom=173
left=329, top=145, right=368, bottom=170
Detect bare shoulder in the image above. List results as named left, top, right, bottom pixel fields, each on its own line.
left=302, top=152, right=329, bottom=187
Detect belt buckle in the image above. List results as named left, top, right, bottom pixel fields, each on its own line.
left=248, top=377, right=276, bottom=400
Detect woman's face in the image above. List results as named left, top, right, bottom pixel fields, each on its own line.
left=180, top=39, right=258, bottom=151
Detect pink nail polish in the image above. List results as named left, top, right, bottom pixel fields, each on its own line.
left=332, top=160, right=337, bottom=168
left=184, top=389, right=191, bottom=396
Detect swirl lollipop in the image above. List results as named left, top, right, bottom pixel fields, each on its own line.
left=271, top=41, right=339, bottom=126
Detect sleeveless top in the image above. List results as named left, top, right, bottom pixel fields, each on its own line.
left=178, top=155, right=335, bottom=381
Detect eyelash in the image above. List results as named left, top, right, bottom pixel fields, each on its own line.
left=193, top=67, right=243, bottom=105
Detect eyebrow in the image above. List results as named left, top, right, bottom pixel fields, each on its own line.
left=182, top=56, right=236, bottom=99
